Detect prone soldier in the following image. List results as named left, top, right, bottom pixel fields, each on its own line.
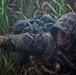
left=0, top=12, right=76, bottom=75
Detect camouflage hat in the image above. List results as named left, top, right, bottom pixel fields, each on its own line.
left=50, top=12, right=76, bottom=38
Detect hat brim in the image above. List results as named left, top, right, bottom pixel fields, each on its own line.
left=50, top=26, right=70, bottom=39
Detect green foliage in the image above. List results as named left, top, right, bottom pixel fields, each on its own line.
left=0, top=50, right=14, bottom=75
left=0, top=0, right=9, bottom=34
left=34, top=0, right=73, bottom=19
left=54, top=0, right=74, bottom=19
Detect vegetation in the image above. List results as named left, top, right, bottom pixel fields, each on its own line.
left=0, top=0, right=74, bottom=75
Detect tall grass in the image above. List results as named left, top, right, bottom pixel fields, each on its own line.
left=0, top=0, right=9, bottom=34
left=0, top=0, right=17, bottom=75
left=33, top=0, right=73, bottom=19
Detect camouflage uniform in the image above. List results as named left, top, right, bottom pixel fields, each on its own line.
left=0, top=32, right=56, bottom=75
left=50, top=12, right=76, bottom=75
left=0, top=14, right=56, bottom=75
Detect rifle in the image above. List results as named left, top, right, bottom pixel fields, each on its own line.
left=48, top=49, right=76, bottom=71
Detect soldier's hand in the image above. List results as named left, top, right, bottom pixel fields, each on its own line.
left=0, top=36, right=4, bottom=46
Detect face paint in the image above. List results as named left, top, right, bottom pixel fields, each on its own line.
left=57, top=30, right=72, bottom=48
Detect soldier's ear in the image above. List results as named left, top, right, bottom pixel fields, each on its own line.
left=0, top=36, right=4, bottom=45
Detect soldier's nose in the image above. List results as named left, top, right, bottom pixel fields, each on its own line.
left=60, top=32, right=65, bottom=38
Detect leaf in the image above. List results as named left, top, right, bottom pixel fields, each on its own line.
left=5, top=15, right=9, bottom=26
left=2, top=54, right=7, bottom=66
left=1, top=0, right=4, bottom=14
left=15, top=11, right=27, bottom=19
left=44, top=2, right=57, bottom=15
left=66, top=4, right=74, bottom=12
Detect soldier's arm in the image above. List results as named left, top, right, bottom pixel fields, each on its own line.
left=0, top=33, right=54, bottom=55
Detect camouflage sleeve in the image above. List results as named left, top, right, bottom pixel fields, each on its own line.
left=1, top=33, right=54, bottom=55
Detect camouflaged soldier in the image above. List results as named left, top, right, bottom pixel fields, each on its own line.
left=50, top=12, right=76, bottom=75
left=0, top=12, right=76, bottom=75
left=0, top=33, right=56, bottom=75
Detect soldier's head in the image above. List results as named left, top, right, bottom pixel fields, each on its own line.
left=50, top=12, right=76, bottom=49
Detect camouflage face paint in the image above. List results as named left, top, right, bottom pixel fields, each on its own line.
left=57, top=30, right=72, bottom=48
